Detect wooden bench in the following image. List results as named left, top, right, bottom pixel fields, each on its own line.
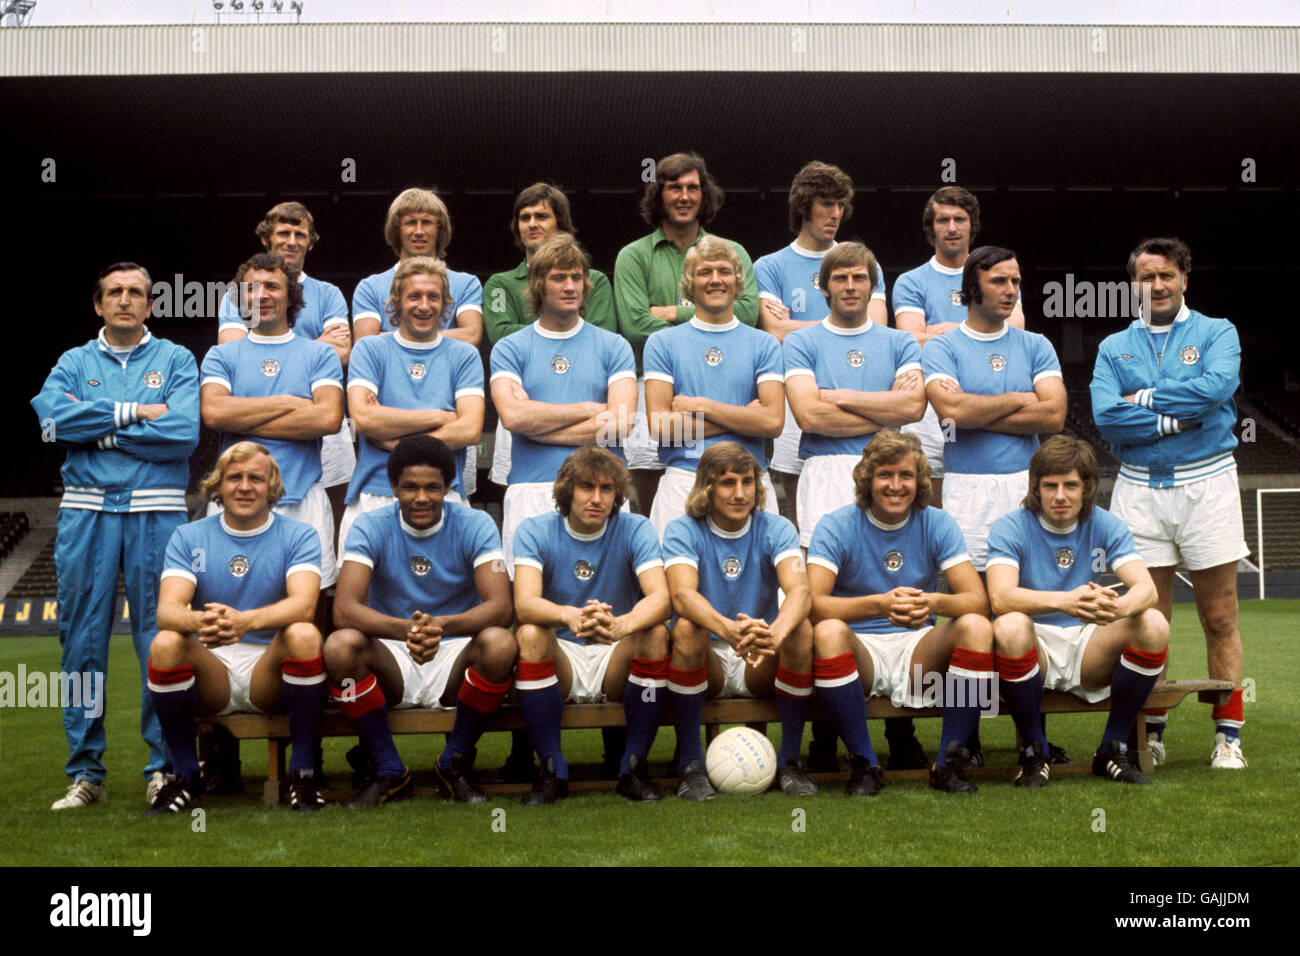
left=198, top=678, right=1235, bottom=804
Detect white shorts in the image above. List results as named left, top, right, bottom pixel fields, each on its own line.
left=709, top=640, right=762, bottom=699
left=379, top=636, right=471, bottom=709
left=462, top=444, right=477, bottom=498
left=1109, top=469, right=1249, bottom=572
left=212, top=641, right=269, bottom=716
left=855, top=627, right=932, bottom=708
left=489, top=422, right=511, bottom=487
left=320, top=423, right=357, bottom=489
left=943, top=470, right=1028, bottom=571
left=558, top=640, right=616, bottom=703
left=626, top=376, right=665, bottom=471
left=796, top=454, right=858, bottom=548
left=502, top=481, right=558, bottom=573
left=209, top=480, right=337, bottom=587
left=770, top=401, right=804, bottom=476
left=338, top=490, right=466, bottom=562
left=648, top=465, right=779, bottom=539
left=900, top=402, right=945, bottom=479
left=1034, top=622, right=1107, bottom=704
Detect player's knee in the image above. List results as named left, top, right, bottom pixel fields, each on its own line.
left=322, top=628, right=367, bottom=675
left=283, top=621, right=322, bottom=658
left=782, top=620, right=814, bottom=662
left=954, top=613, right=993, bottom=651
left=149, top=630, right=188, bottom=668
left=812, top=618, right=851, bottom=657
left=1137, top=608, right=1170, bottom=651
left=1197, top=603, right=1239, bottom=643
left=670, top=618, right=707, bottom=664
left=992, top=613, right=1035, bottom=654
left=475, top=626, right=518, bottom=668
left=515, top=623, right=549, bottom=660
left=639, top=623, right=670, bottom=659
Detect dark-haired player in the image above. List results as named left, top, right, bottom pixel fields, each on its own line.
left=200, top=253, right=344, bottom=606
left=808, top=430, right=994, bottom=794
left=662, top=443, right=816, bottom=800
left=512, top=447, right=671, bottom=804
left=987, top=436, right=1169, bottom=786
left=146, top=442, right=325, bottom=814
left=1091, top=237, right=1248, bottom=769
left=327, top=435, right=515, bottom=806
left=614, top=152, right=759, bottom=515
left=921, top=246, right=1065, bottom=573
left=34, top=261, right=200, bottom=810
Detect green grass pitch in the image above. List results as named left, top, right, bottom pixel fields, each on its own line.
left=1, top=601, right=1296, bottom=867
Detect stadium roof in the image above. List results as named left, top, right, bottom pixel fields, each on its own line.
left=3, top=22, right=1299, bottom=75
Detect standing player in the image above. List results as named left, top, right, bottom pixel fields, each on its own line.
left=352, top=188, right=483, bottom=347
left=512, top=447, right=672, bottom=804
left=216, top=201, right=354, bottom=529
left=33, top=262, right=200, bottom=810
left=808, top=431, right=995, bottom=794
left=327, top=436, right=515, bottom=806
left=893, top=187, right=1026, bottom=507
left=784, top=242, right=925, bottom=545
left=754, top=162, right=882, bottom=521
left=341, top=257, right=484, bottom=549
left=490, top=233, right=637, bottom=570
left=643, top=235, right=785, bottom=536
left=922, top=246, right=1066, bottom=572
left=200, top=253, right=344, bottom=616
left=145, top=442, right=325, bottom=814
left=662, top=443, right=817, bottom=799
left=987, top=436, right=1170, bottom=787
left=614, top=152, right=759, bottom=516
left=483, top=183, right=619, bottom=498
left=1091, top=237, right=1248, bottom=768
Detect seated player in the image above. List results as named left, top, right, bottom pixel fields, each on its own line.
left=662, top=442, right=817, bottom=800
left=807, top=430, right=994, bottom=794
left=512, top=447, right=672, bottom=804
left=326, top=435, right=515, bottom=807
left=987, top=435, right=1169, bottom=786
left=145, top=442, right=326, bottom=814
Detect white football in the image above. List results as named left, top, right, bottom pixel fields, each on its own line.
left=706, top=726, right=778, bottom=794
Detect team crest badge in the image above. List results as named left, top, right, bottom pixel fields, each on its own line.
left=1055, top=548, right=1075, bottom=570
left=1179, top=346, right=1201, bottom=365
left=987, top=354, right=1007, bottom=372
left=846, top=349, right=865, bottom=368
left=722, top=556, right=743, bottom=579
left=947, top=290, right=963, bottom=306
left=574, top=560, right=595, bottom=582
left=704, top=347, right=723, bottom=367
left=1119, top=353, right=1133, bottom=360
left=882, top=549, right=904, bottom=573
left=408, top=362, right=427, bottom=380
left=87, top=379, right=100, bottom=387
left=228, top=555, right=250, bottom=578
left=410, top=555, right=431, bottom=576
left=142, top=370, right=164, bottom=389
left=810, top=273, right=821, bottom=291
left=550, top=355, right=570, bottom=375
left=260, top=358, right=280, bottom=377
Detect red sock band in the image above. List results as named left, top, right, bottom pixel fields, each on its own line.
left=1212, top=688, right=1244, bottom=724
left=282, top=655, right=325, bottom=680
left=950, top=648, right=994, bottom=674
left=1122, top=646, right=1168, bottom=671
left=775, top=666, right=813, bottom=698
left=995, top=649, right=1039, bottom=681
left=515, top=660, right=556, bottom=682
left=1145, top=708, right=1168, bottom=719
left=458, top=667, right=510, bottom=714
left=668, top=664, right=707, bottom=693
left=333, top=673, right=385, bottom=719
left=147, top=661, right=195, bottom=687
left=630, top=656, right=670, bottom=680
left=814, top=653, right=857, bottom=682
